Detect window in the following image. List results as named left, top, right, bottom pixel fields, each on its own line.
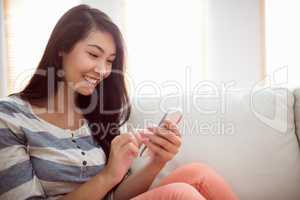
left=123, top=0, right=207, bottom=95
left=265, top=0, right=300, bottom=88
left=3, top=0, right=79, bottom=94
left=3, top=0, right=207, bottom=95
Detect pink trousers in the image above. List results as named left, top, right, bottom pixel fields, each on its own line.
left=130, top=162, right=239, bottom=200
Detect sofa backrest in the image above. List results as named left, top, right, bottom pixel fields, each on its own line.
left=126, top=87, right=300, bottom=200
left=292, top=88, right=300, bottom=145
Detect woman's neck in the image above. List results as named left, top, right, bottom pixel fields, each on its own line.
left=54, top=82, right=84, bottom=127
left=31, top=82, right=84, bottom=129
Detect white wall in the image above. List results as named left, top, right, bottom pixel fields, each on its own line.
left=207, top=0, right=262, bottom=88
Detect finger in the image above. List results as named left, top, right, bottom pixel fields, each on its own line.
left=131, top=129, right=149, bottom=148
left=127, top=132, right=140, bottom=147
left=111, top=135, right=123, bottom=147
left=160, top=119, right=181, bottom=137
left=132, top=133, right=142, bottom=148
left=122, top=133, right=138, bottom=145
left=136, top=129, right=153, bottom=138
left=122, top=142, right=140, bottom=157
left=111, top=135, right=130, bottom=153
left=114, top=134, right=138, bottom=149
left=144, top=140, right=173, bottom=158
left=143, top=133, right=178, bottom=154
left=156, top=129, right=181, bottom=147
left=148, top=121, right=181, bottom=138
left=146, top=127, right=181, bottom=147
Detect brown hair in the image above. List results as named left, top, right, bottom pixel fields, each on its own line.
left=14, top=4, right=131, bottom=160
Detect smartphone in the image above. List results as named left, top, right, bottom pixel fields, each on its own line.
left=139, top=108, right=183, bottom=157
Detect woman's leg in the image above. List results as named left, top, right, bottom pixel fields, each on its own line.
left=156, top=162, right=239, bottom=200
left=130, top=182, right=206, bottom=200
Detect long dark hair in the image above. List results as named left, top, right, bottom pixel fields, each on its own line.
left=14, top=4, right=131, bottom=161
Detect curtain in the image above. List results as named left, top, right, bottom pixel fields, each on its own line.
left=2, top=0, right=207, bottom=96
left=265, top=0, right=300, bottom=88
left=0, top=0, right=7, bottom=97
left=2, top=0, right=79, bottom=95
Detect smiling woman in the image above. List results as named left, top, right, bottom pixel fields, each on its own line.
left=60, top=30, right=116, bottom=96
left=0, top=3, right=239, bottom=200
left=0, top=4, right=131, bottom=200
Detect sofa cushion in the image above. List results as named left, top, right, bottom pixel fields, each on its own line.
left=292, top=88, right=300, bottom=144
left=125, top=87, right=300, bottom=200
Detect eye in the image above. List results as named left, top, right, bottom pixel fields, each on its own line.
left=88, top=52, right=98, bottom=58
left=107, top=60, right=114, bottom=64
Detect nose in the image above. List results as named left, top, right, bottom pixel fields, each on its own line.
left=94, top=64, right=110, bottom=79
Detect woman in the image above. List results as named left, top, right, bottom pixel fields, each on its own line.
left=0, top=4, right=239, bottom=200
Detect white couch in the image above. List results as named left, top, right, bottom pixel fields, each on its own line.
left=125, top=87, right=300, bottom=200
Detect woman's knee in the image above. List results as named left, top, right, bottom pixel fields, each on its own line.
left=132, top=183, right=206, bottom=200
left=157, top=162, right=212, bottom=186
left=164, top=182, right=206, bottom=200
left=175, top=163, right=239, bottom=200
left=172, top=162, right=217, bottom=179
left=180, top=162, right=213, bottom=172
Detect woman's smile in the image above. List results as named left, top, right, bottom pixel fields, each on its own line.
left=83, top=75, right=100, bottom=86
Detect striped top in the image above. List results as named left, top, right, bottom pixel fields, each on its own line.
left=0, top=95, right=114, bottom=200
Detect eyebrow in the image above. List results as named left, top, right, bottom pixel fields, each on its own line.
left=88, top=44, right=116, bottom=57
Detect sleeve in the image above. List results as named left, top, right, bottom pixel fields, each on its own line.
left=0, top=116, right=47, bottom=200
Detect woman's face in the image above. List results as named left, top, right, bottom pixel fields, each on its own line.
left=61, top=29, right=116, bottom=96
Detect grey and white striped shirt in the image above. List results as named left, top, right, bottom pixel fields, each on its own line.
left=0, top=95, right=114, bottom=200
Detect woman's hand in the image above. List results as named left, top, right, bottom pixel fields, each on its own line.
left=140, top=119, right=182, bottom=167
left=103, top=133, right=140, bottom=185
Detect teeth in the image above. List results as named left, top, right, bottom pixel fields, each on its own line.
left=84, top=76, right=98, bottom=85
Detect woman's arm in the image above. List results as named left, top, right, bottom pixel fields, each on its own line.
left=58, top=168, right=117, bottom=200
left=60, top=133, right=142, bottom=200
left=114, top=120, right=182, bottom=200
left=113, top=162, right=165, bottom=200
